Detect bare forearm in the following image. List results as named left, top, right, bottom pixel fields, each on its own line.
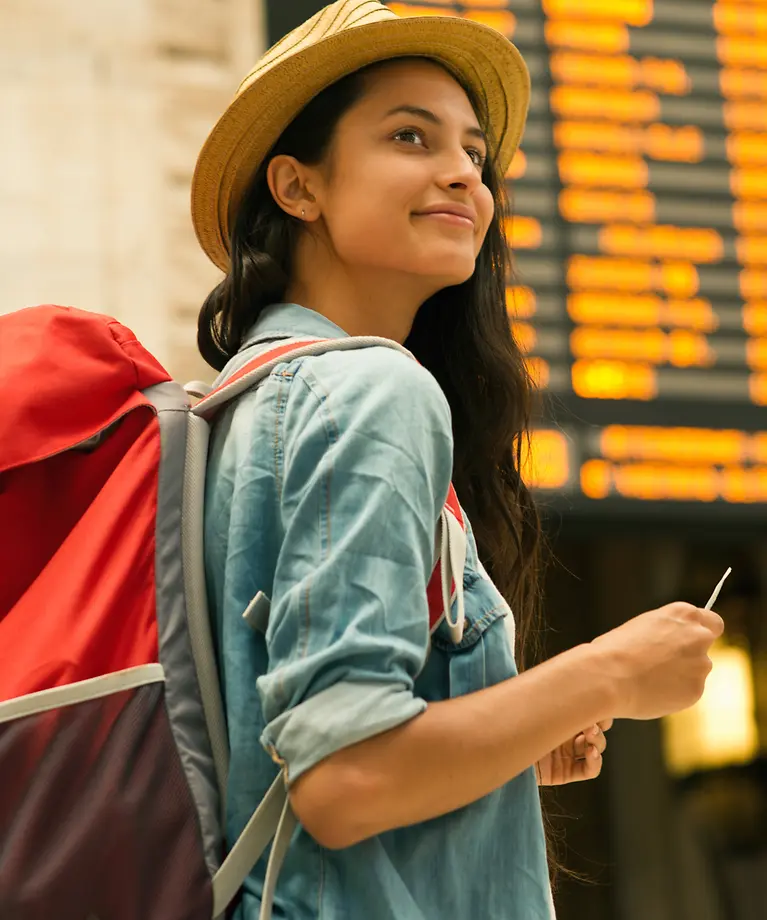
left=290, top=642, right=619, bottom=848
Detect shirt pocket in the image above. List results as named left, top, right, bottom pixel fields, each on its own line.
left=428, top=571, right=518, bottom=699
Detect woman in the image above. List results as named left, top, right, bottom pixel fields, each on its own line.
left=193, top=3, right=723, bottom=918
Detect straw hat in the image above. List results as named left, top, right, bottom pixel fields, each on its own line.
left=191, top=0, right=530, bottom=272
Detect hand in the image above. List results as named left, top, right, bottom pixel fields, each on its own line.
left=536, top=719, right=613, bottom=786
left=590, top=602, right=724, bottom=721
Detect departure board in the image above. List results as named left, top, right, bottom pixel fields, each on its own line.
left=390, top=0, right=767, bottom=517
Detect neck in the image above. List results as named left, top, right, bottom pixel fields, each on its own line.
left=284, top=232, right=436, bottom=344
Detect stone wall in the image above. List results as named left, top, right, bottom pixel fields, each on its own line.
left=0, top=0, right=265, bottom=382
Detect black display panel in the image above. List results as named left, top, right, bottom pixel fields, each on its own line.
left=390, top=0, right=767, bottom=518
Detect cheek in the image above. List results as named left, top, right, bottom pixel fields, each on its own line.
left=323, top=181, right=417, bottom=262
left=474, top=186, right=496, bottom=250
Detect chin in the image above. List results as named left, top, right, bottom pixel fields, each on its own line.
left=427, top=265, right=476, bottom=288
left=418, top=252, right=476, bottom=284
left=420, top=274, right=474, bottom=302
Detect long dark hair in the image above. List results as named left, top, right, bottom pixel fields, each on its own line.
left=198, top=58, right=544, bottom=666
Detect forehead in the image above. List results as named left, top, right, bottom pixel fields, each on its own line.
left=352, top=58, right=480, bottom=126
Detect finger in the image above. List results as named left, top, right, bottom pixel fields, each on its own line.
left=698, top=607, right=725, bottom=638
left=584, top=724, right=608, bottom=755
left=598, top=718, right=614, bottom=733
left=573, top=747, right=603, bottom=782
left=585, top=745, right=603, bottom=777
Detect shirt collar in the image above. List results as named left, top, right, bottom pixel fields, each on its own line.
left=241, top=302, right=349, bottom=349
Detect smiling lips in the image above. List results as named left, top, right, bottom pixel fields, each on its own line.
left=414, top=203, right=476, bottom=228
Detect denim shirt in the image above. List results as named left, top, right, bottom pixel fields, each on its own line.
left=204, top=302, right=554, bottom=920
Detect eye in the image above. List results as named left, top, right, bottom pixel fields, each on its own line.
left=393, top=128, right=426, bottom=146
left=467, top=147, right=487, bottom=168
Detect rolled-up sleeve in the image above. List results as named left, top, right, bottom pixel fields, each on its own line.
left=257, top=346, right=454, bottom=783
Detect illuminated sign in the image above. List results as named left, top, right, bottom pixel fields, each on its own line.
left=391, top=0, right=767, bottom=514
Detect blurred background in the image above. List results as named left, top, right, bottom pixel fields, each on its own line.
left=2, top=1, right=766, bottom=918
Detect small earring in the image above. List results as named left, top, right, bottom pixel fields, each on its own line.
left=301, top=208, right=306, bottom=220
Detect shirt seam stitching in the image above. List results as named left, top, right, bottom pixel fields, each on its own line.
left=282, top=370, right=340, bottom=665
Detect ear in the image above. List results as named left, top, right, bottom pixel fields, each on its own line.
left=266, top=155, right=320, bottom=221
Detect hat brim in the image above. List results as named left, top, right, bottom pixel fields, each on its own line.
left=191, top=15, right=530, bottom=272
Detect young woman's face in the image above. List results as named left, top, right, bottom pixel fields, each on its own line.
left=314, top=59, right=495, bottom=289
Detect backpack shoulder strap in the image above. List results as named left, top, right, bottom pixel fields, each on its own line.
left=202, top=333, right=467, bottom=919
left=432, top=488, right=466, bottom=643
left=211, top=772, right=294, bottom=920
left=205, top=334, right=468, bottom=646
left=191, top=335, right=414, bottom=421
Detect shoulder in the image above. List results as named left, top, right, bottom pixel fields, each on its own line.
left=285, top=344, right=453, bottom=446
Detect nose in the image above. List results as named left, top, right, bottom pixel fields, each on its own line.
left=435, top=145, right=483, bottom=193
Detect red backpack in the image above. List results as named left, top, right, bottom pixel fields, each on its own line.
left=0, top=304, right=467, bottom=920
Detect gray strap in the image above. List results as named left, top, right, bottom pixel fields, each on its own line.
left=184, top=380, right=213, bottom=399
left=193, top=336, right=413, bottom=420
left=259, top=786, right=299, bottom=920
left=211, top=772, right=289, bottom=918
left=182, top=415, right=230, bottom=818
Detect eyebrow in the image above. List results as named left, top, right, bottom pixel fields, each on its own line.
left=384, top=105, right=487, bottom=144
